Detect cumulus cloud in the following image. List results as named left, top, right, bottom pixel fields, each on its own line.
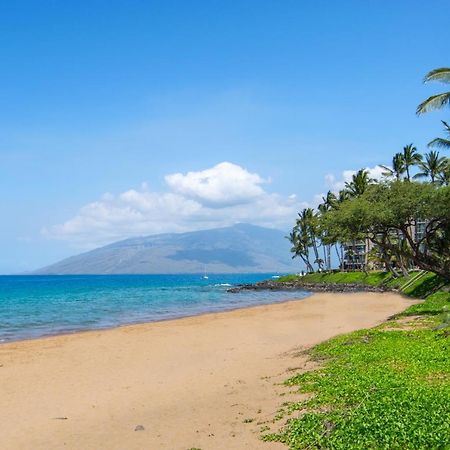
left=165, top=161, right=265, bottom=207
left=44, top=162, right=306, bottom=248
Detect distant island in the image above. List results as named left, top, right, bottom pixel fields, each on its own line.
left=34, top=223, right=298, bottom=274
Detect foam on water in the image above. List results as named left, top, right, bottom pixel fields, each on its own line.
left=0, top=274, right=310, bottom=342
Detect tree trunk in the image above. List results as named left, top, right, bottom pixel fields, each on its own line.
left=335, top=244, right=343, bottom=269
left=322, top=245, right=327, bottom=271
left=311, top=238, right=322, bottom=271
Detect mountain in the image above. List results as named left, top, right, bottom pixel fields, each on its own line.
left=34, top=224, right=299, bottom=274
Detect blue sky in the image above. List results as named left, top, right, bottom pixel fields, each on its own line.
left=1, top=1, right=449, bottom=273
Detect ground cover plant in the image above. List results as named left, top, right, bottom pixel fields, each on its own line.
left=263, top=274, right=450, bottom=449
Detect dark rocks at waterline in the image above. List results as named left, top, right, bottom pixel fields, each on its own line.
left=227, top=280, right=394, bottom=294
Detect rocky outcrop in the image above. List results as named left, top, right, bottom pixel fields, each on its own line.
left=227, top=279, right=394, bottom=293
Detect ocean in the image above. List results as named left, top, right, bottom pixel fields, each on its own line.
left=0, top=274, right=310, bottom=343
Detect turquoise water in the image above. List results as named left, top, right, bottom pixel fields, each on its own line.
left=0, top=274, right=310, bottom=342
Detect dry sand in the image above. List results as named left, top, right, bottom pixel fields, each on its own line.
left=0, top=292, right=416, bottom=450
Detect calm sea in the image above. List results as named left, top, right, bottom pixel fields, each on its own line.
left=0, top=274, right=310, bottom=343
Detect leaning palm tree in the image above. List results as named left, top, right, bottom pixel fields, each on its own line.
left=417, top=67, right=450, bottom=115
left=428, top=121, right=450, bottom=150
left=380, top=152, right=406, bottom=180
left=301, top=208, right=324, bottom=271
left=414, top=150, right=447, bottom=183
left=345, top=169, right=373, bottom=197
left=287, top=229, right=314, bottom=273
left=401, top=144, right=422, bottom=181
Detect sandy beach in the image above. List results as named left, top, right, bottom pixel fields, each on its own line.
left=0, top=292, right=416, bottom=450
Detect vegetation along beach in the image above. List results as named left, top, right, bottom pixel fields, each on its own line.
left=1, top=3, right=450, bottom=449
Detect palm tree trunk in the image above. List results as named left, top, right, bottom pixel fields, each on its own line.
left=299, top=254, right=314, bottom=273
left=311, top=238, right=322, bottom=271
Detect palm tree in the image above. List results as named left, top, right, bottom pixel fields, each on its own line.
left=436, top=158, right=450, bottom=186
left=380, top=152, right=406, bottom=180
left=401, top=144, right=422, bottom=181
left=338, top=189, right=349, bottom=203
left=321, top=190, right=338, bottom=210
left=318, top=191, right=338, bottom=270
left=414, top=150, right=447, bottom=183
left=301, top=208, right=324, bottom=271
left=345, top=169, right=373, bottom=197
left=428, top=121, right=450, bottom=150
left=417, top=67, right=450, bottom=115
left=287, top=229, right=314, bottom=273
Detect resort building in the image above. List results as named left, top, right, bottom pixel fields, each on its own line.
left=342, top=219, right=428, bottom=271
left=342, top=239, right=373, bottom=271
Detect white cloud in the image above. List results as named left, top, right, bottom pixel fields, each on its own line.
left=43, top=162, right=307, bottom=248
left=165, top=161, right=266, bottom=207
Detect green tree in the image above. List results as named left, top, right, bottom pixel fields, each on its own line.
left=436, top=158, right=450, bottom=186
left=338, top=189, right=350, bottom=203
left=344, top=169, right=373, bottom=197
left=321, top=190, right=338, bottom=210
left=380, top=152, right=406, bottom=180
left=287, top=229, right=314, bottom=273
left=401, top=144, right=422, bottom=181
left=318, top=191, right=339, bottom=270
left=302, top=208, right=324, bottom=271
left=320, top=182, right=450, bottom=281
left=414, top=150, right=447, bottom=183
left=288, top=208, right=326, bottom=272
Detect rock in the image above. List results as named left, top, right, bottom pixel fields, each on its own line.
left=227, top=279, right=393, bottom=294
left=134, top=425, right=145, bottom=431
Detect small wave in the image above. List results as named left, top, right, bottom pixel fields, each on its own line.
left=215, top=283, right=232, bottom=287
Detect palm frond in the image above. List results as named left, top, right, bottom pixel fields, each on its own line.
left=428, top=137, right=450, bottom=149
left=416, top=92, right=450, bottom=115
left=380, top=164, right=393, bottom=177
left=423, top=67, right=450, bottom=84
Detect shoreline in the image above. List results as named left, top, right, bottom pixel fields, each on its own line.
left=0, top=291, right=312, bottom=345
left=0, top=292, right=418, bottom=450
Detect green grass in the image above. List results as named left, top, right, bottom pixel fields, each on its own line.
left=401, top=272, right=447, bottom=297
left=278, top=270, right=448, bottom=296
left=278, top=271, right=393, bottom=285
left=402, top=290, right=450, bottom=317
left=263, top=273, right=450, bottom=449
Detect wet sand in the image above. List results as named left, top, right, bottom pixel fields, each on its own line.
left=0, top=292, right=415, bottom=450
